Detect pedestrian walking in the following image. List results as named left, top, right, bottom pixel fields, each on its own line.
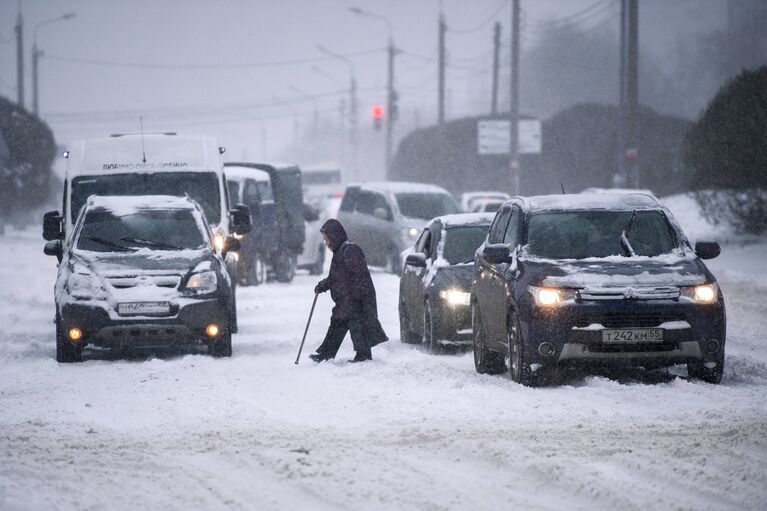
left=309, top=219, right=388, bottom=363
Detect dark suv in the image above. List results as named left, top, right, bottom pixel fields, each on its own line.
left=471, top=193, right=725, bottom=386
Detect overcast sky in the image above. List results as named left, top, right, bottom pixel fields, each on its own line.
left=0, top=0, right=723, bottom=160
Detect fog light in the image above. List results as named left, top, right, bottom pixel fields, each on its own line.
left=538, top=342, right=555, bottom=357
left=205, top=324, right=220, bottom=337
left=706, top=339, right=720, bottom=354
left=68, top=327, right=83, bottom=341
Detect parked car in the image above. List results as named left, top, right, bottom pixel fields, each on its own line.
left=298, top=190, right=342, bottom=275
left=43, top=195, right=239, bottom=362
left=471, top=193, right=726, bottom=386
left=471, top=199, right=506, bottom=213
left=337, top=182, right=460, bottom=274
left=224, top=162, right=315, bottom=283
left=459, top=191, right=511, bottom=213
left=399, top=213, right=494, bottom=353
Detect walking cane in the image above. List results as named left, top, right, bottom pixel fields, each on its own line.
left=295, top=291, right=319, bottom=364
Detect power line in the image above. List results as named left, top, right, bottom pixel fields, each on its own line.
left=42, top=47, right=385, bottom=70
left=523, top=0, right=613, bottom=28
left=450, top=0, right=510, bottom=35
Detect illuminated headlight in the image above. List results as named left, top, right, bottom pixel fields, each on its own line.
left=401, top=227, right=420, bottom=242
left=213, top=234, right=225, bottom=252
left=186, top=271, right=218, bottom=294
left=233, top=233, right=243, bottom=240
left=440, top=288, right=471, bottom=306
left=528, top=286, right=576, bottom=307
left=680, top=283, right=718, bottom=304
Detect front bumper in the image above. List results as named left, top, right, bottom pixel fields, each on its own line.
left=520, top=299, right=725, bottom=368
left=432, top=301, right=472, bottom=343
left=60, top=298, right=228, bottom=350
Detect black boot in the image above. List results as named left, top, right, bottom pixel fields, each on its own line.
left=309, top=353, right=332, bottom=363
left=348, top=350, right=372, bottom=363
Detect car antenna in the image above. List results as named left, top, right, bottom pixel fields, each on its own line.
left=139, top=115, right=147, bottom=163
left=560, top=183, right=566, bottom=194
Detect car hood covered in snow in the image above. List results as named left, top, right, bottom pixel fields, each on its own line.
left=75, top=248, right=212, bottom=275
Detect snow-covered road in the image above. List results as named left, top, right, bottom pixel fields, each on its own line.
left=1, top=226, right=766, bottom=511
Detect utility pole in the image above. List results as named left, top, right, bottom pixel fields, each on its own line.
left=385, top=38, right=396, bottom=178
left=616, top=0, right=627, bottom=187
left=438, top=11, right=446, bottom=125
left=509, top=0, right=521, bottom=195
left=32, top=44, right=41, bottom=115
left=626, top=0, right=639, bottom=188
left=15, top=10, right=24, bottom=108
left=491, top=21, right=501, bottom=115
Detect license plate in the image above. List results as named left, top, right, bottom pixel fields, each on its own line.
left=602, top=328, right=664, bottom=343
left=117, top=301, right=171, bottom=316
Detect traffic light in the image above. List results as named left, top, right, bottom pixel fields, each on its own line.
left=372, top=104, right=384, bottom=130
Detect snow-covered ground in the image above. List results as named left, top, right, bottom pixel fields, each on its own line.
left=1, top=195, right=766, bottom=510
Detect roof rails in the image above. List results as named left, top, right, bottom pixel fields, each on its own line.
left=109, top=132, right=177, bottom=137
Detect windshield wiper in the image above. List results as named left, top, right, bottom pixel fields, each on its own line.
left=620, top=209, right=638, bottom=257
left=120, top=237, right=183, bottom=251
left=85, top=236, right=136, bottom=252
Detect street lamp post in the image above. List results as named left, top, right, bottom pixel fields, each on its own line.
left=349, top=7, right=396, bottom=180
left=33, top=12, right=76, bottom=115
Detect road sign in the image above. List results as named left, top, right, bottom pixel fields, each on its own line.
left=477, top=119, right=541, bottom=155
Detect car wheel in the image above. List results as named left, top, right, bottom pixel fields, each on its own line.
left=399, top=296, right=421, bottom=344
left=687, top=355, right=724, bottom=384
left=424, top=301, right=441, bottom=354
left=209, top=329, right=233, bottom=358
left=275, top=253, right=296, bottom=283
left=309, top=244, right=325, bottom=276
left=246, top=256, right=266, bottom=286
left=507, top=311, right=538, bottom=387
left=472, top=304, right=504, bottom=374
left=55, top=317, right=82, bottom=363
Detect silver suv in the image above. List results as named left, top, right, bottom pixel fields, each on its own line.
left=337, top=182, right=460, bottom=274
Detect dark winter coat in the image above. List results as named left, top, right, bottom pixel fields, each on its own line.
left=316, top=219, right=387, bottom=346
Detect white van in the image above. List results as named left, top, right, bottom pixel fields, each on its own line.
left=54, top=133, right=249, bottom=245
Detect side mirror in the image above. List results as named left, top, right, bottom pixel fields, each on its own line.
left=482, top=243, right=513, bottom=265
left=303, top=203, right=320, bottom=222
left=405, top=252, right=427, bottom=268
left=44, top=239, right=63, bottom=262
left=43, top=210, right=63, bottom=241
left=373, top=207, right=391, bottom=221
left=695, top=241, right=720, bottom=260
left=224, top=236, right=241, bottom=252
left=230, top=204, right=252, bottom=235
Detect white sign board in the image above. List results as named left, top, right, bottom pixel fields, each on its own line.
left=477, top=119, right=541, bottom=155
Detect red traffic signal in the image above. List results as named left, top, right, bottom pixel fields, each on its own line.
left=372, top=105, right=384, bottom=119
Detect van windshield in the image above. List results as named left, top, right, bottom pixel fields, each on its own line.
left=395, top=193, right=459, bottom=220
left=525, top=210, right=678, bottom=259
left=71, top=172, right=221, bottom=225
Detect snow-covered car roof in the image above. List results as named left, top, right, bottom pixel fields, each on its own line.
left=224, top=161, right=297, bottom=171
left=432, top=212, right=495, bottom=227
left=223, top=165, right=270, bottom=182
left=85, top=194, right=201, bottom=214
left=519, top=193, right=663, bottom=212
left=65, top=133, right=223, bottom=177
left=351, top=181, right=453, bottom=195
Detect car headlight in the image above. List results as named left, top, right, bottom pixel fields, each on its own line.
left=680, top=283, right=718, bottom=304
left=67, top=271, right=107, bottom=300
left=439, top=288, right=471, bottom=307
left=213, top=234, right=226, bottom=252
left=185, top=270, right=218, bottom=295
left=401, top=227, right=420, bottom=243
left=528, top=286, right=576, bottom=307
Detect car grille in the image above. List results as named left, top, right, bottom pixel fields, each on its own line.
left=106, top=275, right=181, bottom=289
left=586, top=343, right=679, bottom=353
left=573, top=312, right=686, bottom=329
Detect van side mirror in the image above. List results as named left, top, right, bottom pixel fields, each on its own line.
left=44, top=239, right=63, bottom=262
left=373, top=207, right=391, bottom=221
left=695, top=241, right=720, bottom=260
left=43, top=210, right=63, bottom=240
left=405, top=252, right=427, bottom=268
left=230, top=204, right=252, bottom=235
left=482, top=243, right=513, bottom=264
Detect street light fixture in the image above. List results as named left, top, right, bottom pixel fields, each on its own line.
left=349, top=6, right=397, bottom=178
left=33, top=12, right=77, bottom=115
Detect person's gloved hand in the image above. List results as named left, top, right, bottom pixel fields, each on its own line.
left=315, top=279, right=329, bottom=294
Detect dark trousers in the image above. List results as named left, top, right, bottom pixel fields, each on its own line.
left=315, top=300, right=387, bottom=358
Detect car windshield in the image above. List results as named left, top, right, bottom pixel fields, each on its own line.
left=76, top=208, right=207, bottom=252
left=443, top=225, right=489, bottom=264
left=525, top=210, right=677, bottom=259
left=395, top=193, right=459, bottom=220
left=71, top=172, right=221, bottom=225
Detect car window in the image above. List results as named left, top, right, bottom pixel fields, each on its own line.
left=395, top=192, right=459, bottom=220
left=428, top=223, right=441, bottom=260
left=525, top=210, right=678, bottom=259
left=243, top=179, right=265, bottom=206
left=443, top=225, right=490, bottom=264
left=226, top=180, right=240, bottom=204
left=355, top=191, right=377, bottom=215
left=488, top=207, right=511, bottom=244
left=372, top=192, right=392, bottom=219
left=339, top=187, right=358, bottom=212
left=76, top=208, right=207, bottom=252
left=502, top=208, right=521, bottom=246
left=415, top=229, right=431, bottom=254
